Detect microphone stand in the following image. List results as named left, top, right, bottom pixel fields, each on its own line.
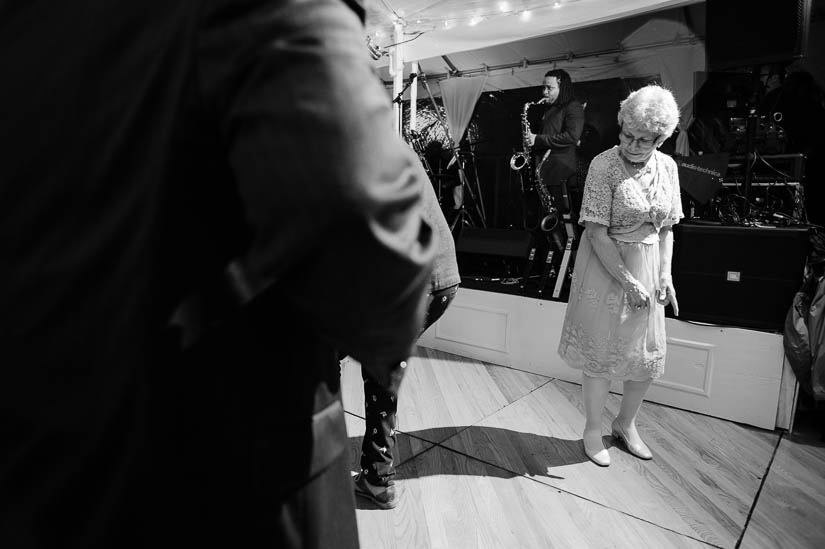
left=741, top=106, right=759, bottom=221
left=392, top=72, right=418, bottom=105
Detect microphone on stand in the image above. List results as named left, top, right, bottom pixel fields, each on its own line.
left=366, top=36, right=384, bottom=60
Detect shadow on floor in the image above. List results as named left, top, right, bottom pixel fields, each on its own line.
left=349, top=424, right=621, bottom=487
left=350, top=426, right=626, bottom=510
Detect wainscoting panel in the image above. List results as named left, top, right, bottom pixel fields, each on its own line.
left=656, top=337, right=715, bottom=397
left=433, top=303, right=510, bottom=355
left=419, top=288, right=790, bottom=430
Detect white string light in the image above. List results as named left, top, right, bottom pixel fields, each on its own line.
left=369, top=1, right=569, bottom=49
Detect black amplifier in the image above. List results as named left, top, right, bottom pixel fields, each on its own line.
left=671, top=223, right=810, bottom=331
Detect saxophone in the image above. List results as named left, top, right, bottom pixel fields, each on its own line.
left=509, top=101, right=537, bottom=171
left=512, top=99, right=558, bottom=231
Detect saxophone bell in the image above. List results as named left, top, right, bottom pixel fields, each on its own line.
left=534, top=150, right=559, bottom=232
left=540, top=207, right=559, bottom=232
left=509, top=152, right=529, bottom=171
left=510, top=100, right=539, bottom=173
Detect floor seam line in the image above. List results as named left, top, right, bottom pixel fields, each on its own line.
left=423, top=441, right=725, bottom=549
left=393, top=381, right=555, bottom=466
left=735, top=430, right=784, bottom=548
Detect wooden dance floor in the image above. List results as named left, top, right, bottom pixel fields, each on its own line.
left=341, top=347, right=825, bottom=549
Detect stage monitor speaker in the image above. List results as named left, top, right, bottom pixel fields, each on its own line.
left=671, top=224, right=810, bottom=331
left=456, top=227, right=534, bottom=280
left=706, top=0, right=811, bottom=70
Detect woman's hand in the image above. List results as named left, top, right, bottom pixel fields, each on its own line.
left=624, top=278, right=651, bottom=311
left=656, top=276, right=679, bottom=316
left=584, top=222, right=652, bottom=313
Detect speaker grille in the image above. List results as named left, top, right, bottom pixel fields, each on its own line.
left=671, top=224, right=810, bottom=330
left=456, top=227, right=534, bottom=281
left=456, top=227, right=532, bottom=258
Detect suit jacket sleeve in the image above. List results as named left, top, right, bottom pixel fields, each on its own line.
left=195, top=0, right=434, bottom=377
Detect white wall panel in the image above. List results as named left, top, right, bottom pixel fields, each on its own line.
left=419, top=288, right=791, bottom=430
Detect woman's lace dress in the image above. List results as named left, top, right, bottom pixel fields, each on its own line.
left=557, top=146, right=683, bottom=381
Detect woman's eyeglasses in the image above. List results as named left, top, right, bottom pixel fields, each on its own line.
left=619, top=130, right=658, bottom=148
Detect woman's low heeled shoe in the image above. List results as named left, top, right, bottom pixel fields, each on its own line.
left=611, top=420, right=653, bottom=460
left=583, top=434, right=611, bottom=467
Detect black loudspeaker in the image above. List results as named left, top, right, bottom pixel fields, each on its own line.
left=671, top=224, right=810, bottom=331
left=706, top=0, right=811, bottom=70
left=456, top=227, right=534, bottom=281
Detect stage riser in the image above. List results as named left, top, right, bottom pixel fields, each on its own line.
left=418, top=288, right=792, bottom=430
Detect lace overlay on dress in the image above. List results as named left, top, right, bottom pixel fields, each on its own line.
left=578, top=147, right=683, bottom=238
left=559, top=321, right=666, bottom=380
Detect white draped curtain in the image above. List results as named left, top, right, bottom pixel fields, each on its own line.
left=438, top=76, right=488, bottom=148
left=434, top=75, right=488, bottom=223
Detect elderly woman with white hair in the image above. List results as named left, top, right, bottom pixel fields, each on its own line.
left=558, top=84, right=683, bottom=467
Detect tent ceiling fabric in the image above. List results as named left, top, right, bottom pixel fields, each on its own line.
left=366, top=0, right=702, bottom=63
left=368, top=2, right=706, bottom=95
left=367, top=2, right=708, bottom=157
left=413, top=7, right=704, bottom=78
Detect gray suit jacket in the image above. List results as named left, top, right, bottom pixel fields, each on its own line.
left=0, top=0, right=433, bottom=546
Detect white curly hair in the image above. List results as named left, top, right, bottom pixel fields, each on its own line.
left=617, top=85, right=680, bottom=139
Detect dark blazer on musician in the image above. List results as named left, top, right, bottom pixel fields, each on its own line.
left=0, top=0, right=434, bottom=547
left=533, top=99, right=586, bottom=183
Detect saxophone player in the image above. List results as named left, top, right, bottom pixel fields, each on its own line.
left=526, top=69, right=585, bottom=235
